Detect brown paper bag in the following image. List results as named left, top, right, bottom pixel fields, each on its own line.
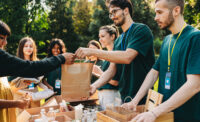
left=61, top=63, right=93, bottom=101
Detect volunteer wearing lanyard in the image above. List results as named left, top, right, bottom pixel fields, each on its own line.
left=43, top=38, right=66, bottom=95
left=165, top=23, right=186, bottom=90
left=75, top=0, right=155, bottom=103
left=122, top=0, right=200, bottom=122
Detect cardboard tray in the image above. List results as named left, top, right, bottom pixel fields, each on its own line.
left=97, top=105, right=174, bottom=122
left=17, top=105, right=75, bottom=122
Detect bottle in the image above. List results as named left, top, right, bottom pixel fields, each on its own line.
left=40, top=109, right=48, bottom=122
left=59, top=102, right=65, bottom=112
left=91, top=109, right=96, bottom=121
left=47, top=107, right=56, bottom=121
left=34, top=119, right=43, bottom=122
left=81, top=110, right=88, bottom=122
left=86, top=111, right=92, bottom=122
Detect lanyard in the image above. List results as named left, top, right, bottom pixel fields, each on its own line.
left=168, top=23, right=186, bottom=71
left=121, top=23, right=134, bottom=50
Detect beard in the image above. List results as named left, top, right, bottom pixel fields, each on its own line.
left=114, top=13, right=126, bottom=27
left=162, top=10, right=174, bottom=30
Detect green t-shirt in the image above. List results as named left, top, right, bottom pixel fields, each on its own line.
left=45, top=67, right=61, bottom=95
left=113, top=23, right=155, bottom=103
left=98, top=61, right=119, bottom=90
left=153, top=25, right=200, bottom=121
left=91, top=60, right=103, bottom=84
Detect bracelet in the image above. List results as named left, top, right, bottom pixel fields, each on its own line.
left=150, top=111, right=158, bottom=118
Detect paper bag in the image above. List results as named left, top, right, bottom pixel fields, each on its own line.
left=61, top=63, right=93, bottom=100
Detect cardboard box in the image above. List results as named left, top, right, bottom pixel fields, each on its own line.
left=97, top=90, right=174, bottom=122
left=97, top=105, right=174, bottom=122
left=17, top=105, right=75, bottom=122
left=42, top=95, right=62, bottom=107
left=55, top=115, right=72, bottom=122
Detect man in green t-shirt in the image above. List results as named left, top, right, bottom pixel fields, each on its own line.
left=122, top=0, right=200, bottom=122
left=75, top=0, right=155, bottom=103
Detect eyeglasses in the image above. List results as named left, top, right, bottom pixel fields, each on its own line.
left=109, top=8, right=122, bottom=19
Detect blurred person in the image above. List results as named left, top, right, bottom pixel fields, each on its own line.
left=95, top=25, right=122, bottom=110
left=8, top=37, right=54, bottom=108
left=0, top=20, right=75, bottom=122
left=43, top=38, right=67, bottom=96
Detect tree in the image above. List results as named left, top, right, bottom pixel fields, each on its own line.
left=185, top=0, right=200, bottom=29
left=72, top=0, right=93, bottom=47
left=0, top=0, right=30, bottom=54
left=89, top=0, right=113, bottom=40
left=0, top=0, right=50, bottom=57
left=46, top=0, right=79, bottom=52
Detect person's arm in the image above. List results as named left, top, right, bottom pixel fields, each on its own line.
left=131, top=74, right=200, bottom=122
left=0, top=99, right=30, bottom=109
left=90, top=63, right=117, bottom=94
left=92, top=65, right=118, bottom=86
left=42, top=78, right=53, bottom=90
left=0, top=49, right=74, bottom=77
left=122, top=69, right=159, bottom=109
left=153, top=74, right=200, bottom=115
left=75, top=48, right=138, bottom=64
left=76, top=24, right=153, bottom=65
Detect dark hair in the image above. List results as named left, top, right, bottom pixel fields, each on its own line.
left=100, top=25, right=119, bottom=40
left=108, top=0, right=133, bottom=17
left=47, top=38, right=66, bottom=57
left=0, top=20, right=11, bottom=36
left=17, top=37, right=38, bottom=61
left=155, top=0, right=185, bottom=14
left=87, top=40, right=102, bottom=50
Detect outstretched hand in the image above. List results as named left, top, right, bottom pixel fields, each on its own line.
left=62, top=53, right=76, bottom=64
left=75, top=47, right=93, bottom=59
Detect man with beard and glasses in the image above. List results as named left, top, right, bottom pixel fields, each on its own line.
left=122, top=0, right=200, bottom=122
left=75, top=0, right=155, bottom=104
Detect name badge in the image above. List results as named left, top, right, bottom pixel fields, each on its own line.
left=29, top=83, right=34, bottom=90
left=165, top=72, right=171, bottom=89
left=55, top=79, right=61, bottom=89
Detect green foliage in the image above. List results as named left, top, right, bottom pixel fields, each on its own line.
left=0, top=0, right=29, bottom=54
left=46, top=0, right=79, bottom=52
left=154, top=38, right=162, bottom=54
left=185, top=0, right=200, bottom=29
left=72, top=0, right=93, bottom=48
left=89, top=0, right=113, bottom=40
left=0, top=0, right=199, bottom=56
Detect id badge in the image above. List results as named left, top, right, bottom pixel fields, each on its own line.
left=165, top=72, right=171, bottom=89
left=55, top=79, right=61, bottom=89
left=28, top=83, right=34, bottom=90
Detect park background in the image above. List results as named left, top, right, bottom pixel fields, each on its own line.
left=0, top=0, right=199, bottom=58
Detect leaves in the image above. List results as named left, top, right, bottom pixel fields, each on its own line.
left=0, top=0, right=199, bottom=57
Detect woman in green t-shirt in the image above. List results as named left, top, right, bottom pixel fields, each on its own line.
left=43, top=38, right=66, bottom=95
left=93, top=25, right=121, bottom=110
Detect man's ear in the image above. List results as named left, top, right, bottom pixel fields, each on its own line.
left=124, top=7, right=129, bottom=16
left=173, top=6, right=181, bottom=17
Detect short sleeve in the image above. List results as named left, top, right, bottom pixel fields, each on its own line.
left=153, top=56, right=160, bottom=71
left=127, top=24, right=153, bottom=57
left=186, top=33, right=200, bottom=74
left=7, top=76, right=16, bottom=82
